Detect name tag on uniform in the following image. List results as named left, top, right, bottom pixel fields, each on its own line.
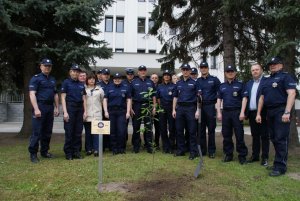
left=91, top=120, right=110, bottom=135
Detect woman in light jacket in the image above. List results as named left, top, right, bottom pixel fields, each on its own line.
left=84, top=74, right=104, bottom=156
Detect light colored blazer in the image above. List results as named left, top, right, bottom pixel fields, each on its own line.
left=85, top=85, right=104, bottom=122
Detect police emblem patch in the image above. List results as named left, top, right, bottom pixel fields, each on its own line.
left=233, top=91, right=238, bottom=96
left=272, top=82, right=278, bottom=88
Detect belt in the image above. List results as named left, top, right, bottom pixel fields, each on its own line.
left=223, top=107, right=240, bottom=111
left=109, top=106, right=125, bottom=111
left=66, top=101, right=83, bottom=107
left=202, top=100, right=216, bottom=105
left=266, top=104, right=285, bottom=110
left=178, top=102, right=196, bottom=106
left=37, top=100, right=53, bottom=105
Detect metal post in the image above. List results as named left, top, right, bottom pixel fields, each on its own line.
left=98, top=134, right=103, bottom=192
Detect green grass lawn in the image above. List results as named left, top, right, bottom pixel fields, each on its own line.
left=0, top=134, right=299, bottom=201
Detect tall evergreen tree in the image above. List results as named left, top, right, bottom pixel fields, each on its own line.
left=0, top=0, right=113, bottom=136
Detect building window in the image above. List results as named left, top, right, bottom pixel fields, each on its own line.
left=138, top=0, right=146, bottom=2
left=137, top=49, right=146, bottom=53
left=211, top=56, right=217, bottom=69
left=169, top=28, right=176, bottom=35
left=105, top=16, right=113, bottom=32
left=149, top=0, right=156, bottom=2
left=148, top=19, right=154, bottom=32
left=148, top=50, right=156, bottom=54
left=138, top=18, right=146, bottom=33
left=116, top=17, right=124, bottom=33
left=115, top=48, right=124, bottom=53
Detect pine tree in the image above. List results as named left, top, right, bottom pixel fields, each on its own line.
left=0, top=0, right=113, bottom=136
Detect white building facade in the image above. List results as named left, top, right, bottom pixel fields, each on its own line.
left=94, top=0, right=225, bottom=81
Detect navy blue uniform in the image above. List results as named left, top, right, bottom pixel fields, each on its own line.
left=244, top=76, right=269, bottom=161
left=104, top=83, right=131, bottom=153
left=173, top=78, right=198, bottom=156
left=28, top=73, right=57, bottom=156
left=131, top=77, right=155, bottom=152
left=98, top=81, right=112, bottom=151
left=197, top=75, right=220, bottom=155
left=218, top=80, right=248, bottom=160
left=61, top=78, right=86, bottom=158
left=122, top=79, right=134, bottom=149
left=261, top=71, right=296, bottom=173
left=157, top=82, right=176, bottom=153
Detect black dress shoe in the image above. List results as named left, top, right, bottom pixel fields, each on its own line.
left=86, top=151, right=92, bottom=156
left=73, top=153, right=83, bottom=159
left=175, top=152, right=185, bottom=157
left=269, top=170, right=285, bottom=177
left=189, top=153, right=198, bottom=160
left=30, top=154, right=39, bottom=163
left=261, top=159, right=268, bottom=166
left=208, top=153, right=215, bottom=158
left=66, top=155, right=73, bottom=160
left=222, top=155, right=233, bottom=162
left=239, top=157, right=247, bottom=165
left=247, top=156, right=259, bottom=163
left=41, top=152, right=53, bottom=158
left=94, top=151, right=99, bottom=157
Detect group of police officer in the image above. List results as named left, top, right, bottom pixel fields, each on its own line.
left=28, top=56, right=296, bottom=177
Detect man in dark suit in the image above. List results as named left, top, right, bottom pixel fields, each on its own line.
left=240, top=63, right=269, bottom=166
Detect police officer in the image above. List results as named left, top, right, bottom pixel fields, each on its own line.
left=98, top=68, right=111, bottom=151
left=172, top=63, right=200, bottom=160
left=131, top=65, right=156, bottom=153
left=122, top=68, right=135, bottom=149
left=150, top=73, right=160, bottom=149
left=28, top=58, right=59, bottom=163
left=241, top=63, right=269, bottom=166
left=157, top=70, right=176, bottom=153
left=196, top=61, right=221, bottom=158
left=103, top=73, right=131, bottom=154
left=216, top=65, right=248, bottom=164
left=96, top=69, right=102, bottom=84
left=190, top=67, right=198, bottom=81
left=61, top=64, right=87, bottom=160
left=256, top=56, right=296, bottom=176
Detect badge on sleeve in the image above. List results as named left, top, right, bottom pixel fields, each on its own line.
left=272, top=82, right=278, bottom=88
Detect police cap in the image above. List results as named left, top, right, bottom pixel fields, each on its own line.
left=199, top=61, right=208, bottom=68
left=70, top=64, right=81, bottom=71
left=138, top=65, right=147, bottom=71
left=113, top=72, right=122, bottom=79
left=191, top=67, right=198, bottom=74
left=125, top=68, right=134, bottom=75
left=267, top=56, right=283, bottom=66
left=224, top=65, right=236, bottom=72
left=102, top=68, right=110, bottom=75
left=40, top=58, right=52, bottom=66
left=180, top=63, right=191, bottom=69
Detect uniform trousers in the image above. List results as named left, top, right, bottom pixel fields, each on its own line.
left=64, top=103, right=83, bottom=157
left=222, top=109, right=248, bottom=159
left=175, top=105, right=198, bottom=155
left=28, top=103, right=54, bottom=155
left=267, top=107, right=290, bottom=173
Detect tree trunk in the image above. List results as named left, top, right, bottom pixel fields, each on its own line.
left=222, top=13, right=235, bottom=74
left=284, top=46, right=300, bottom=148
left=19, top=38, right=37, bottom=137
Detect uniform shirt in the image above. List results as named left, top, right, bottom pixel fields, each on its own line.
left=196, top=74, right=221, bottom=103
left=218, top=79, right=248, bottom=109
left=61, top=78, right=86, bottom=103
left=28, top=73, right=57, bottom=102
left=131, top=77, right=155, bottom=102
left=98, top=80, right=111, bottom=92
left=104, top=83, right=131, bottom=109
left=173, top=77, right=198, bottom=103
left=122, top=79, right=133, bottom=95
left=261, top=70, right=296, bottom=108
left=157, top=82, right=176, bottom=107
